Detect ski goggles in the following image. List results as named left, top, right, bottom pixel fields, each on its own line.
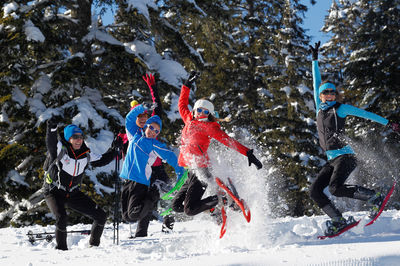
left=196, top=108, right=210, bottom=115
left=321, top=89, right=337, bottom=95
left=148, top=125, right=160, bottom=134
left=71, top=134, right=84, bottom=140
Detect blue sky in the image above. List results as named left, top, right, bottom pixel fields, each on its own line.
left=99, top=1, right=333, bottom=44
left=301, top=0, right=333, bottom=44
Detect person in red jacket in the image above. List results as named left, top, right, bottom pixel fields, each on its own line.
left=171, top=71, right=263, bottom=217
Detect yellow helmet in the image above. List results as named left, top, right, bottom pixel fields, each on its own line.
left=130, top=100, right=139, bottom=108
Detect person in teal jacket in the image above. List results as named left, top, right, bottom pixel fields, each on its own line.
left=119, top=104, right=184, bottom=237
left=309, top=41, right=399, bottom=235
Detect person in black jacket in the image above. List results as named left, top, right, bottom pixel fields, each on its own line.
left=309, top=42, right=400, bottom=235
left=44, top=118, right=116, bottom=250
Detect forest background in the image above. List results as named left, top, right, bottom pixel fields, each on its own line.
left=1, top=0, right=399, bottom=227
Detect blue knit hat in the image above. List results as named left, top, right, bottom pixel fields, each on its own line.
left=64, top=124, right=83, bottom=141
left=145, top=115, right=162, bottom=132
left=319, top=82, right=336, bottom=95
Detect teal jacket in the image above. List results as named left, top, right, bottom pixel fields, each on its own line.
left=312, top=60, right=388, bottom=160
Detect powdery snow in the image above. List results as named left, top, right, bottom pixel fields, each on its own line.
left=1, top=144, right=399, bottom=265
left=1, top=210, right=400, bottom=265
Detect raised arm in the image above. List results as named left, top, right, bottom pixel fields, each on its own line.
left=309, top=41, right=321, bottom=114
left=126, top=104, right=146, bottom=136
left=46, top=118, right=59, bottom=161
left=179, top=71, right=199, bottom=123
left=179, top=85, right=193, bottom=123
left=143, top=73, right=163, bottom=118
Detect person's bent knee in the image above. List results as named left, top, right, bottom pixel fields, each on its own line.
left=328, top=185, right=339, bottom=197
left=171, top=202, right=184, bottom=213
left=184, top=206, right=197, bottom=216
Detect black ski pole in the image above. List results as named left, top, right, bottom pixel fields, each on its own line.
left=113, top=139, right=122, bottom=245
left=27, top=229, right=91, bottom=244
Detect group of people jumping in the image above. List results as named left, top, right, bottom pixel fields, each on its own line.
left=42, top=42, right=399, bottom=250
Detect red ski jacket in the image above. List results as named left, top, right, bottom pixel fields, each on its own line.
left=178, top=85, right=249, bottom=168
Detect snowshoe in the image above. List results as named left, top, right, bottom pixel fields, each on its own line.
left=209, top=207, right=223, bottom=225
left=161, top=215, right=175, bottom=233
left=215, top=177, right=251, bottom=222
left=365, top=181, right=396, bottom=226
left=368, top=192, right=385, bottom=219
left=324, top=216, right=357, bottom=236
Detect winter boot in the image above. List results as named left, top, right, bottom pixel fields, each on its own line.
left=325, top=216, right=356, bottom=236
left=202, top=195, right=220, bottom=210
left=135, top=214, right=151, bottom=238
left=162, top=215, right=175, bottom=233
left=89, top=223, right=105, bottom=247
left=367, top=191, right=385, bottom=219
left=55, top=228, right=68, bottom=251
left=209, top=207, right=223, bottom=225
left=353, top=186, right=376, bottom=201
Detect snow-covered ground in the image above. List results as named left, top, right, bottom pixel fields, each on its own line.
left=2, top=140, right=400, bottom=265
left=1, top=209, right=400, bottom=266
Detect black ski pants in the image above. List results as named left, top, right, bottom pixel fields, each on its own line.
left=310, top=154, right=370, bottom=209
left=171, top=168, right=218, bottom=216
left=45, top=188, right=107, bottom=250
left=121, top=180, right=159, bottom=237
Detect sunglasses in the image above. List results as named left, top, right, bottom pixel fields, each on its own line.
left=196, top=108, right=210, bottom=115
left=71, top=134, right=84, bottom=140
left=321, top=90, right=337, bottom=95
left=148, top=125, right=160, bottom=134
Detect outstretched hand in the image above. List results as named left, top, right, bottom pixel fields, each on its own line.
left=47, top=117, right=60, bottom=129
left=142, top=73, right=156, bottom=87
left=309, top=41, right=321, bottom=60
left=184, top=71, right=199, bottom=87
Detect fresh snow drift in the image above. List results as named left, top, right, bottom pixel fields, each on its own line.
left=1, top=210, right=400, bottom=265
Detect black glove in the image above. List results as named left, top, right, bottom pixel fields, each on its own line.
left=246, top=149, right=262, bottom=170
left=47, top=117, right=59, bottom=129
left=112, top=135, right=124, bottom=151
left=184, top=71, right=199, bottom=87
left=309, top=41, right=320, bottom=60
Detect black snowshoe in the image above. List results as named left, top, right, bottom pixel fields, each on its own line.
left=368, top=191, right=385, bottom=219
left=161, top=215, right=175, bottom=233
left=324, top=216, right=357, bottom=236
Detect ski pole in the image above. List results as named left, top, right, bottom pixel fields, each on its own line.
left=113, top=137, right=122, bottom=245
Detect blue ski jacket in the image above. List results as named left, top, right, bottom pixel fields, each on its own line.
left=312, top=60, right=388, bottom=160
left=120, top=105, right=184, bottom=186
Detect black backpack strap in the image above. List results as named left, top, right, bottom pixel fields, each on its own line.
left=44, top=146, right=67, bottom=186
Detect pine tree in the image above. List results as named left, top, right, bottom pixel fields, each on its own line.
left=0, top=0, right=136, bottom=226
left=344, top=0, right=400, bottom=198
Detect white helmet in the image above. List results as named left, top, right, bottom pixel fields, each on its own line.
left=193, top=99, right=214, bottom=115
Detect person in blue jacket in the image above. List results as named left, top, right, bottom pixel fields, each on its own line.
left=309, top=41, right=400, bottom=235
left=119, top=104, right=184, bottom=237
